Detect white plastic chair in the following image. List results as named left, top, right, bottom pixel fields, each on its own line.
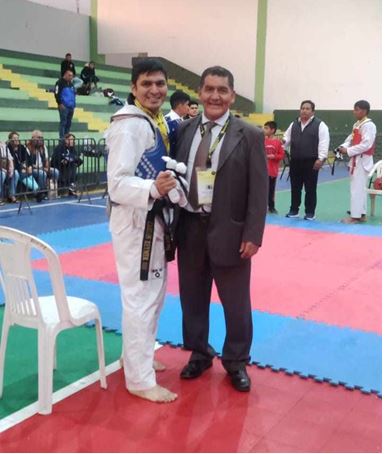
left=0, top=226, right=107, bottom=415
left=367, top=160, right=382, bottom=216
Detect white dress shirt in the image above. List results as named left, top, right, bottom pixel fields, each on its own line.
left=283, top=116, right=330, bottom=161
left=185, top=110, right=230, bottom=212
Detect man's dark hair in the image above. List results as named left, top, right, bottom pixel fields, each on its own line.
left=300, top=100, right=315, bottom=111
left=264, top=121, right=277, bottom=132
left=354, top=99, right=370, bottom=114
left=65, top=53, right=71, bottom=58
left=170, top=90, right=190, bottom=109
left=128, top=59, right=167, bottom=104
left=189, top=100, right=198, bottom=107
left=8, top=131, right=19, bottom=140
left=131, top=59, right=167, bottom=85
left=200, top=66, right=234, bottom=90
left=64, top=133, right=75, bottom=140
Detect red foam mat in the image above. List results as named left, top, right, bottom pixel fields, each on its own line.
left=0, top=346, right=381, bottom=453
left=33, top=225, right=382, bottom=333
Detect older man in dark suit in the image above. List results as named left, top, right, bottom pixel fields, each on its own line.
left=175, top=66, right=268, bottom=392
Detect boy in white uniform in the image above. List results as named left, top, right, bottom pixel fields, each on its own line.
left=106, top=59, right=179, bottom=403
left=339, top=100, right=377, bottom=224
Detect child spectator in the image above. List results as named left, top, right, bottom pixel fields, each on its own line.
left=0, top=141, right=18, bottom=205
left=263, top=121, right=285, bottom=214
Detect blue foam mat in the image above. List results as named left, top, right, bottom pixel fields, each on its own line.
left=2, top=272, right=379, bottom=395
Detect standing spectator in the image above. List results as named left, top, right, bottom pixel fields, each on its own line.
left=184, top=100, right=199, bottom=119
left=55, top=70, right=76, bottom=139
left=338, top=100, right=377, bottom=224
left=175, top=66, right=268, bottom=392
left=165, top=90, right=190, bottom=157
left=264, top=121, right=285, bottom=214
left=61, top=53, right=76, bottom=76
left=51, top=133, right=83, bottom=195
left=283, top=100, right=330, bottom=220
left=0, top=141, right=19, bottom=205
left=80, top=61, right=100, bottom=94
left=165, top=90, right=191, bottom=123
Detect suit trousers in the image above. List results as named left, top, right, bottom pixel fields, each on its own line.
left=177, top=210, right=253, bottom=372
left=268, top=176, right=277, bottom=210
left=289, top=158, right=319, bottom=215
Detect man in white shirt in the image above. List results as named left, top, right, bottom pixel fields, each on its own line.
left=338, top=100, right=377, bottom=224
left=283, top=100, right=330, bottom=220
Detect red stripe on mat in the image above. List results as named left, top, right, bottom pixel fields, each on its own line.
left=0, top=346, right=381, bottom=453
left=33, top=225, right=382, bottom=333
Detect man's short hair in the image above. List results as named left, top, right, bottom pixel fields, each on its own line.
left=8, top=131, right=19, bottom=140
left=63, top=69, right=74, bottom=76
left=200, top=66, right=234, bottom=90
left=65, top=53, right=71, bottom=57
left=31, top=130, right=44, bottom=140
left=354, top=99, right=370, bottom=114
left=189, top=100, right=198, bottom=107
left=300, top=100, right=315, bottom=111
left=131, top=59, right=167, bottom=85
left=64, top=133, right=75, bottom=140
left=170, top=90, right=190, bottom=109
left=264, top=121, right=278, bottom=132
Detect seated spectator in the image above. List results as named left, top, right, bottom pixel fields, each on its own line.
left=7, top=131, right=42, bottom=201
left=0, top=141, right=19, bottom=205
left=25, top=131, right=60, bottom=201
left=51, top=133, right=83, bottom=196
left=80, top=62, right=100, bottom=94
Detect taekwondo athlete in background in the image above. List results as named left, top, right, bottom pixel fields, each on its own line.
left=106, top=59, right=186, bottom=403
left=338, top=100, right=377, bottom=224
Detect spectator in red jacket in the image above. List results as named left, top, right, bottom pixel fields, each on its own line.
left=264, top=121, right=285, bottom=214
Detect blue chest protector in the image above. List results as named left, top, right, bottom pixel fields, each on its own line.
left=135, top=128, right=167, bottom=179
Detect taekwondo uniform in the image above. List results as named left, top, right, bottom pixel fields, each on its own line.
left=340, top=118, right=376, bottom=218
left=105, top=102, right=174, bottom=392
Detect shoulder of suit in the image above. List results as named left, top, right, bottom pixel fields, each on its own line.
left=232, top=116, right=263, bottom=137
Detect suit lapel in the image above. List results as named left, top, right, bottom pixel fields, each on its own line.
left=179, top=115, right=201, bottom=164
left=217, top=116, right=243, bottom=172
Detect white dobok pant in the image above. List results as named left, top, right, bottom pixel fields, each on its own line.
left=350, top=159, right=369, bottom=218
left=111, top=216, right=167, bottom=391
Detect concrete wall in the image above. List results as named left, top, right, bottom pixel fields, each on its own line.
left=264, top=0, right=382, bottom=110
left=26, top=0, right=91, bottom=16
left=97, top=0, right=259, bottom=99
left=0, top=0, right=90, bottom=60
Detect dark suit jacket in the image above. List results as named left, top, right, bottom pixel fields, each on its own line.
left=176, top=114, right=268, bottom=267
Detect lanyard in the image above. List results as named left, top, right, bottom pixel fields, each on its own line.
left=199, top=117, right=230, bottom=166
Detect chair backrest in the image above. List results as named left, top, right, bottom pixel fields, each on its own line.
left=0, top=226, right=71, bottom=326
left=368, top=160, right=382, bottom=190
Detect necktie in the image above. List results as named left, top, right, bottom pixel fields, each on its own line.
left=188, top=121, right=216, bottom=209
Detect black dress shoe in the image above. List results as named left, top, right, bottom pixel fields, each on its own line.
left=180, top=359, right=213, bottom=379
left=228, top=368, right=251, bottom=392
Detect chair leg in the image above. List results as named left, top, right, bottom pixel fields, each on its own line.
left=38, top=329, right=55, bottom=415
left=95, top=317, right=107, bottom=389
left=370, top=194, right=376, bottom=216
left=0, top=313, right=11, bottom=398
left=53, top=340, right=57, bottom=370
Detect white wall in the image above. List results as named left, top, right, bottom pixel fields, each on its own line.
left=0, top=0, right=90, bottom=60
left=264, top=0, right=382, bottom=110
left=98, top=0, right=259, bottom=99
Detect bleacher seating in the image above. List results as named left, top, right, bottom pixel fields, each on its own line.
left=0, top=48, right=274, bottom=144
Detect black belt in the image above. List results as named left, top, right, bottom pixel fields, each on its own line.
left=140, top=199, right=175, bottom=281
left=182, top=209, right=211, bottom=219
